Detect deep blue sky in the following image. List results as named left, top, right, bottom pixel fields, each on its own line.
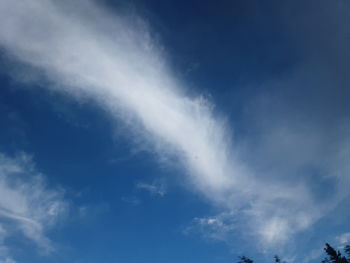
left=0, top=1, right=349, bottom=263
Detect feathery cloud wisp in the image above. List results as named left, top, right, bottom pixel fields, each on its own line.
left=136, top=181, right=167, bottom=197
left=0, top=153, right=67, bottom=262
left=0, top=0, right=349, bottom=249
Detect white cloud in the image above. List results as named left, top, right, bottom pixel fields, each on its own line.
left=0, top=153, right=67, bottom=261
left=136, top=180, right=166, bottom=196
left=185, top=212, right=237, bottom=242
left=0, top=0, right=349, bottom=251
left=0, top=0, right=235, bottom=195
left=336, top=233, right=350, bottom=245
left=0, top=224, right=15, bottom=263
left=0, top=0, right=237, bottom=207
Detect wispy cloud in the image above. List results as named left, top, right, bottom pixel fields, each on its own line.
left=0, top=153, right=67, bottom=261
left=0, top=0, right=349, bottom=252
left=136, top=180, right=166, bottom=197
left=184, top=212, right=237, bottom=242
left=336, top=233, right=350, bottom=245
left=121, top=195, right=142, bottom=206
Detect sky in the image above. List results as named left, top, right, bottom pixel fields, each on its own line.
left=0, top=0, right=349, bottom=262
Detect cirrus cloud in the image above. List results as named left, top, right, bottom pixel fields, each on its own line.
left=0, top=0, right=349, bottom=253
left=0, top=153, right=68, bottom=262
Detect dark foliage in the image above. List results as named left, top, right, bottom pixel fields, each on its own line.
left=322, top=243, right=348, bottom=263
left=345, top=246, right=350, bottom=258
left=274, top=256, right=281, bottom=263
left=237, top=242, right=350, bottom=263
left=238, top=256, right=254, bottom=263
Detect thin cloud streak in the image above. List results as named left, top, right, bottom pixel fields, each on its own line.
left=0, top=153, right=67, bottom=261
left=0, top=0, right=348, bottom=249
left=136, top=181, right=167, bottom=196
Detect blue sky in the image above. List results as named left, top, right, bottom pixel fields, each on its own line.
left=0, top=0, right=349, bottom=263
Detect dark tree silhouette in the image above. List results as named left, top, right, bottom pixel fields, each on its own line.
left=237, top=242, right=350, bottom=263
left=345, top=245, right=350, bottom=254
left=344, top=245, right=350, bottom=261
left=238, top=256, right=254, bottom=263
left=322, top=243, right=348, bottom=263
left=274, top=255, right=281, bottom=263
